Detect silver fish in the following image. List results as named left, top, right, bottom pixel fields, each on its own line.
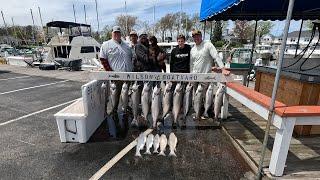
left=141, top=82, right=151, bottom=119
left=107, top=81, right=118, bottom=114
left=153, top=134, right=160, bottom=154
left=172, top=83, right=183, bottom=126
left=135, top=133, right=146, bottom=157
left=131, top=82, right=140, bottom=126
left=162, top=82, right=172, bottom=119
left=121, top=82, right=129, bottom=111
left=214, top=83, right=226, bottom=120
left=158, top=134, right=167, bottom=156
left=183, top=83, right=193, bottom=117
left=168, top=132, right=178, bottom=156
left=151, top=85, right=161, bottom=128
left=204, top=83, right=214, bottom=118
left=144, top=134, right=154, bottom=155
left=193, top=84, right=204, bottom=119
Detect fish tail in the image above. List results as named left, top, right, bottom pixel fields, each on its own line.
left=144, top=150, right=151, bottom=155
left=135, top=151, right=141, bottom=157
left=169, top=151, right=177, bottom=157
left=158, top=151, right=166, bottom=156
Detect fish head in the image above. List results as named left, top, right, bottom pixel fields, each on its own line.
left=186, top=83, right=193, bottom=92
left=196, top=84, right=203, bottom=93
left=122, top=83, right=129, bottom=91
left=174, top=83, right=183, bottom=93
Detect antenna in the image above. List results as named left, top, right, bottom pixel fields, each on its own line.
left=95, top=0, right=100, bottom=32
left=38, top=6, right=46, bottom=43
left=84, top=5, right=87, bottom=24
left=30, top=9, right=36, bottom=45
left=73, top=4, right=77, bottom=23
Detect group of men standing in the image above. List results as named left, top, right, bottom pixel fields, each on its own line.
left=99, top=25, right=228, bottom=75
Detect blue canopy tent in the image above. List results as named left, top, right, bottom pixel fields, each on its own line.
left=200, top=0, right=320, bottom=21
left=199, top=0, right=320, bottom=178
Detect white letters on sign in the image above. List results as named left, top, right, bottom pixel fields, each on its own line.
left=90, top=71, right=234, bottom=82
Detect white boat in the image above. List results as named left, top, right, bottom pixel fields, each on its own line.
left=255, top=44, right=274, bottom=59
left=44, top=21, right=102, bottom=70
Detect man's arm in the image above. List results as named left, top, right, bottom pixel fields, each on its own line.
left=99, top=44, right=112, bottom=71
left=208, top=42, right=224, bottom=68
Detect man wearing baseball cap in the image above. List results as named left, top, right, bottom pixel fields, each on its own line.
left=99, top=25, right=133, bottom=113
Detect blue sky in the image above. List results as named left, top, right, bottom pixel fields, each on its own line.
left=0, top=0, right=304, bottom=35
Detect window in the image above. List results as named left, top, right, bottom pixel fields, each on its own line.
left=95, top=46, right=100, bottom=52
left=80, top=46, right=95, bottom=53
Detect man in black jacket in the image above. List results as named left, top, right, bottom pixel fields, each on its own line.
left=170, top=34, right=191, bottom=73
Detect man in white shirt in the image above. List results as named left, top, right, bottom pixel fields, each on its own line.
left=100, top=26, right=133, bottom=72
left=190, top=29, right=229, bottom=119
left=100, top=26, right=133, bottom=113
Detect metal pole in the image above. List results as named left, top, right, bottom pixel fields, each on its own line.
left=210, top=21, right=213, bottom=41
left=1, top=11, right=11, bottom=45
left=38, top=7, right=46, bottom=43
left=295, top=20, right=304, bottom=56
left=256, top=0, right=295, bottom=179
left=246, top=20, right=258, bottom=87
left=95, top=0, right=100, bottom=33
left=84, top=5, right=87, bottom=24
left=180, top=0, right=182, bottom=35
left=125, top=1, right=128, bottom=36
left=11, top=17, right=16, bottom=38
left=30, top=9, right=36, bottom=45
left=203, top=21, right=206, bottom=40
left=185, top=15, right=188, bottom=36
left=153, top=4, right=155, bottom=35
left=73, top=4, right=77, bottom=23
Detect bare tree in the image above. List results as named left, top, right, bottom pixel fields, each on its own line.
left=115, top=15, right=138, bottom=36
left=137, top=20, right=153, bottom=36
left=233, top=20, right=254, bottom=43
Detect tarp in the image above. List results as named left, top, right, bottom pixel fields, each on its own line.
left=200, top=0, right=320, bottom=21
left=46, top=21, right=91, bottom=28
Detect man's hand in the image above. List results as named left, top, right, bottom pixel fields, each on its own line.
left=212, top=67, right=230, bottom=76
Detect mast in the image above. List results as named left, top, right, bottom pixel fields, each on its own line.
left=95, top=0, right=100, bottom=33
left=30, top=9, right=36, bottom=45
left=179, top=0, right=182, bottom=35
left=38, top=7, right=46, bottom=43
left=1, top=11, right=11, bottom=45
left=84, top=5, right=87, bottom=24
left=73, top=4, right=77, bottom=23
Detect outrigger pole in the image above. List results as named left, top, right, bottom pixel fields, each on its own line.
left=256, top=0, right=296, bottom=179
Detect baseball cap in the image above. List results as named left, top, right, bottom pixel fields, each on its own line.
left=129, top=30, right=138, bottom=36
left=192, top=30, right=202, bottom=37
left=139, top=32, right=148, bottom=38
left=112, top=26, right=121, bottom=33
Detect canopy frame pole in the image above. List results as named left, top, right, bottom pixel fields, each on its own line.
left=295, top=20, right=304, bottom=56
left=246, top=20, right=258, bottom=87
left=203, top=20, right=206, bottom=39
left=256, top=0, right=295, bottom=179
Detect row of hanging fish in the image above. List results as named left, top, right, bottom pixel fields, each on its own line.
left=135, top=132, right=178, bottom=157
left=107, top=81, right=226, bottom=128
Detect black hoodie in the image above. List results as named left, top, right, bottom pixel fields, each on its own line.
left=170, top=44, right=191, bottom=73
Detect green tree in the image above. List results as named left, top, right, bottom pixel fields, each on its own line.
left=253, top=21, right=274, bottom=43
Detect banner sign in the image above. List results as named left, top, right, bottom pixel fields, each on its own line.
left=90, top=71, right=234, bottom=82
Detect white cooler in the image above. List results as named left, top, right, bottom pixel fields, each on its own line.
left=54, top=80, right=107, bottom=143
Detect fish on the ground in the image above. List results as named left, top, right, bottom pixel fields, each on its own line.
left=168, top=132, right=178, bottom=156
left=162, top=81, right=172, bottom=119
left=144, top=134, right=154, bottom=155
left=203, top=83, right=214, bottom=118
left=172, top=83, right=183, bottom=128
left=193, top=84, right=204, bottom=120
left=153, top=134, right=160, bottom=154
left=141, top=82, right=151, bottom=119
left=120, top=82, right=129, bottom=111
left=214, top=83, right=226, bottom=120
left=151, top=85, right=161, bottom=128
left=158, top=134, right=168, bottom=156
left=183, top=83, right=193, bottom=118
left=131, top=81, right=140, bottom=126
left=135, top=133, right=146, bottom=157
